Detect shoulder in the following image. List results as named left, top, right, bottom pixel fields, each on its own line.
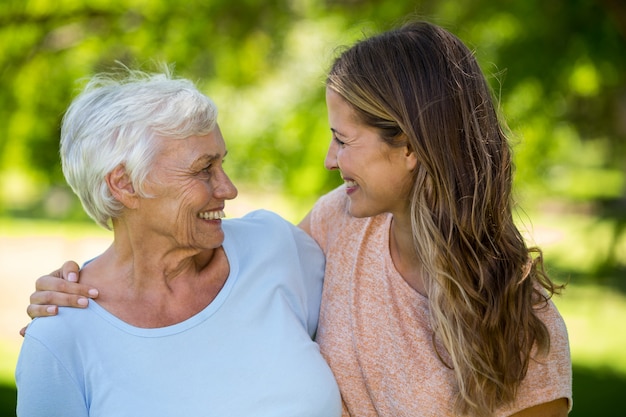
left=308, top=186, right=351, bottom=248
left=224, top=210, right=322, bottom=256
left=20, top=306, right=95, bottom=364
left=499, top=297, right=572, bottom=415
left=308, top=186, right=387, bottom=252
left=224, top=209, right=292, bottom=235
left=534, top=295, right=570, bottom=347
left=26, top=303, right=95, bottom=344
left=25, top=306, right=89, bottom=341
left=311, top=186, right=349, bottom=218
left=536, top=297, right=571, bottom=372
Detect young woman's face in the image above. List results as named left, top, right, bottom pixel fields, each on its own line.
left=136, top=125, right=238, bottom=250
left=325, top=88, right=416, bottom=219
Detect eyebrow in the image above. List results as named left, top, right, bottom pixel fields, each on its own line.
left=330, top=128, right=347, bottom=138
left=193, top=150, right=228, bottom=166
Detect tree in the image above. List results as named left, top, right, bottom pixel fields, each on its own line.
left=1, top=0, right=624, bottom=223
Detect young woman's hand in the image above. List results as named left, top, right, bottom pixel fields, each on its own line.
left=20, top=261, right=99, bottom=336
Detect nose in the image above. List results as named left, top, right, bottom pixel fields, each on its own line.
left=214, top=168, right=238, bottom=200
left=324, top=139, right=338, bottom=170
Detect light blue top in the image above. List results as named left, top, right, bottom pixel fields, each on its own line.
left=16, top=210, right=341, bottom=417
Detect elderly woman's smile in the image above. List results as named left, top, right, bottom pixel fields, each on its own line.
left=198, top=209, right=225, bottom=220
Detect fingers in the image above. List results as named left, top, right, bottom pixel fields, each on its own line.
left=45, top=261, right=80, bottom=281
left=26, top=303, right=61, bottom=320
left=61, top=261, right=81, bottom=281
left=30, top=281, right=95, bottom=305
left=35, top=271, right=99, bottom=298
left=34, top=273, right=94, bottom=294
left=30, top=278, right=97, bottom=303
left=27, top=290, right=92, bottom=319
left=28, top=271, right=99, bottom=319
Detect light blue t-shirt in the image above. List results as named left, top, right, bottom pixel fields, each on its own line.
left=16, top=210, right=341, bottom=417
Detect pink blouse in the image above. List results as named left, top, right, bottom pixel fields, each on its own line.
left=310, top=186, right=572, bottom=417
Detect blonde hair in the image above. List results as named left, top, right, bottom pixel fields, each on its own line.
left=327, top=21, right=563, bottom=416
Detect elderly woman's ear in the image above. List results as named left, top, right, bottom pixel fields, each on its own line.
left=106, top=164, right=139, bottom=209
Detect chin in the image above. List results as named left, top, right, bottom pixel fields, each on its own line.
left=347, top=202, right=374, bottom=219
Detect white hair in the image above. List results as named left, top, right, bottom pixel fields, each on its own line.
left=60, top=66, right=218, bottom=230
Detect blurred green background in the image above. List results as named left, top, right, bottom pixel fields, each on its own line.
left=1, top=0, right=625, bottom=415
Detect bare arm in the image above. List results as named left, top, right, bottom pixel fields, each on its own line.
left=509, top=398, right=569, bottom=417
left=20, top=261, right=99, bottom=336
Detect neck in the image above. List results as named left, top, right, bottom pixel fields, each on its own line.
left=79, top=221, right=229, bottom=328
left=83, top=244, right=228, bottom=328
left=107, top=216, right=217, bottom=288
left=389, top=214, right=426, bottom=296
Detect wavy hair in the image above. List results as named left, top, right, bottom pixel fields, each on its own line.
left=60, top=65, right=218, bottom=229
left=327, top=21, right=564, bottom=416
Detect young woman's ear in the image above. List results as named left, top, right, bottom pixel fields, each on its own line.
left=404, top=144, right=418, bottom=171
left=106, top=164, right=138, bottom=208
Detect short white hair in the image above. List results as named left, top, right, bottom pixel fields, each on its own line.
left=60, top=66, right=218, bottom=230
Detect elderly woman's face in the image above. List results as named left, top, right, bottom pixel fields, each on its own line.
left=137, top=125, right=238, bottom=250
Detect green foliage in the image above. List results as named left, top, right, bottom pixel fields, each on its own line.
left=0, top=0, right=625, bottom=219
left=1, top=4, right=625, bottom=413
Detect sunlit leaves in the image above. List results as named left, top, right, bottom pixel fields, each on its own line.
left=569, top=60, right=600, bottom=97
left=0, top=0, right=625, bottom=218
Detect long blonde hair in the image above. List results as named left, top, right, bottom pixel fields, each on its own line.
left=327, top=21, right=563, bottom=416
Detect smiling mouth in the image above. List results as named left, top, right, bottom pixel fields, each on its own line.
left=344, top=180, right=357, bottom=188
left=198, top=210, right=225, bottom=220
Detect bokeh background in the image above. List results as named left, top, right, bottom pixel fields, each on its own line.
left=1, top=0, right=625, bottom=415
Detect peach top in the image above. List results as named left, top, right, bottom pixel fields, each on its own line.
left=310, top=187, right=572, bottom=417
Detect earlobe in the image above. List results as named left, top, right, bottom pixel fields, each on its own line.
left=106, top=164, right=138, bottom=208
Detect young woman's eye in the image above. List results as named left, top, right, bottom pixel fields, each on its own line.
left=333, top=136, right=346, bottom=146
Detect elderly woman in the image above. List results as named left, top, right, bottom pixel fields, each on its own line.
left=15, top=68, right=341, bottom=416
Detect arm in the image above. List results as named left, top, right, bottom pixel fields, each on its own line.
left=16, top=335, right=89, bottom=416
left=509, top=398, right=569, bottom=417
left=21, top=261, right=99, bottom=334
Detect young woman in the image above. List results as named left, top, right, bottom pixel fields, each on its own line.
left=299, top=21, right=571, bottom=416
